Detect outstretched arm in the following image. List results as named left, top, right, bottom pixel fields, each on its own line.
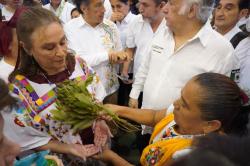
left=105, top=104, right=166, bottom=127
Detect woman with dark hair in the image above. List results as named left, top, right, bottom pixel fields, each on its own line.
left=101, top=73, right=250, bottom=165
left=5, top=6, right=108, bottom=164
left=110, top=0, right=136, bottom=107
left=70, top=7, right=80, bottom=19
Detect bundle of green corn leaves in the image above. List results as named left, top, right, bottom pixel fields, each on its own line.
left=51, top=74, right=140, bottom=134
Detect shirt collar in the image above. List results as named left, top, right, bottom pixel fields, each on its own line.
left=138, top=14, right=145, bottom=23
left=224, top=25, right=242, bottom=41
left=122, top=12, right=134, bottom=24
left=76, top=15, right=104, bottom=28
left=188, top=21, right=212, bottom=47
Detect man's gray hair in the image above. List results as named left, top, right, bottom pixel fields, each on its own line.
left=178, top=0, right=215, bottom=23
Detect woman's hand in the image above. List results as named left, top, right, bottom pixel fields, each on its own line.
left=93, top=120, right=113, bottom=147
left=68, top=144, right=100, bottom=160
left=110, top=12, right=124, bottom=22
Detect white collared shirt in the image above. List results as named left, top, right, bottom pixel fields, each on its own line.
left=235, top=37, right=250, bottom=102
left=224, top=25, right=242, bottom=41
left=237, top=17, right=248, bottom=27
left=64, top=16, right=122, bottom=95
left=126, top=15, right=166, bottom=75
left=116, top=12, right=137, bottom=49
left=43, top=1, right=75, bottom=24
left=221, top=20, right=250, bottom=104
left=130, top=22, right=236, bottom=110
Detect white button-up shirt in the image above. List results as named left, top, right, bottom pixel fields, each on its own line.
left=235, top=37, right=250, bottom=102
left=126, top=15, right=166, bottom=75
left=222, top=25, right=249, bottom=98
left=116, top=12, right=137, bottom=49
left=64, top=16, right=122, bottom=95
left=130, top=22, right=236, bottom=110
left=43, top=1, right=75, bottom=24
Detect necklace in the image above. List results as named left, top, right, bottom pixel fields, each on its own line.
left=40, top=67, right=71, bottom=85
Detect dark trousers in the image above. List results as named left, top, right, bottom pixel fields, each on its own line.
left=118, top=73, right=133, bottom=106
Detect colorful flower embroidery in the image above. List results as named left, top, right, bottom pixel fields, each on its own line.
left=9, top=58, right=97, bottom=144
left=162, top=126, right=178, bottom=139
left=145, top=147, right=163, bottom=166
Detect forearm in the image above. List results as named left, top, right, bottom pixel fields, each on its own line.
left=83, top=52, right=109, bottom=67
left=35, top=140, right=71, bottom=155
left=121, top=61, right=132, bottom=75
left=114, top=106, right=166, bottom=127
left=101, top=149, right=134, bottom=166
left=125, top=48, right=134, bottom=60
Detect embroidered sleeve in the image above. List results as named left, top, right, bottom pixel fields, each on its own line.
left=10, top=76, right=83, bottom=144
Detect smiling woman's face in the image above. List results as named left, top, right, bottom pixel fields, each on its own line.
left=0, top=115, right=20, bottom=166
left=28, top=22, right=68, bottom=75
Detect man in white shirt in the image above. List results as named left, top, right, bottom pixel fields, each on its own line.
left=214, top=0, right=250, bottom=99
left=214, top=0, right=249, bottom=48
left=119, top=0, right=167, bottom=108
left=130, top=0, right=236, bottom=134
left=43, top=0, right=75, bottom=24
left=64, top=0, right=125, bottom=104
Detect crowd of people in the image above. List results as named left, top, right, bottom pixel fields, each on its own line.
left=0, top=0, right=250, bottom=165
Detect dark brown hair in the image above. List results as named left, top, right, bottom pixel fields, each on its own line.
left=9, top=7, right=74, bottom=82
left=194, top=73, right=249, bottom=136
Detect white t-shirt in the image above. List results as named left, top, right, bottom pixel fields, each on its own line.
left=126, top=15, right=166, bottom=76
left=0, top=59, right=14, bottom=83
left=64, top=17, right=122, bottom=95
left=43, top=1, right=75, bottom=24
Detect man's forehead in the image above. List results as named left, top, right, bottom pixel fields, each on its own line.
left=219, top=0, right=239, bottom=6
left=139, top=0, right=155, bottom=4
left=89, top=0, right=104, bottom=5
left=169, top=0, right=184, bottom=5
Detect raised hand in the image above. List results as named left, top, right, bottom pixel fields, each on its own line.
left=93, top=120, right=113, bottom=147
left=110, top=12, right=124, bottom=22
